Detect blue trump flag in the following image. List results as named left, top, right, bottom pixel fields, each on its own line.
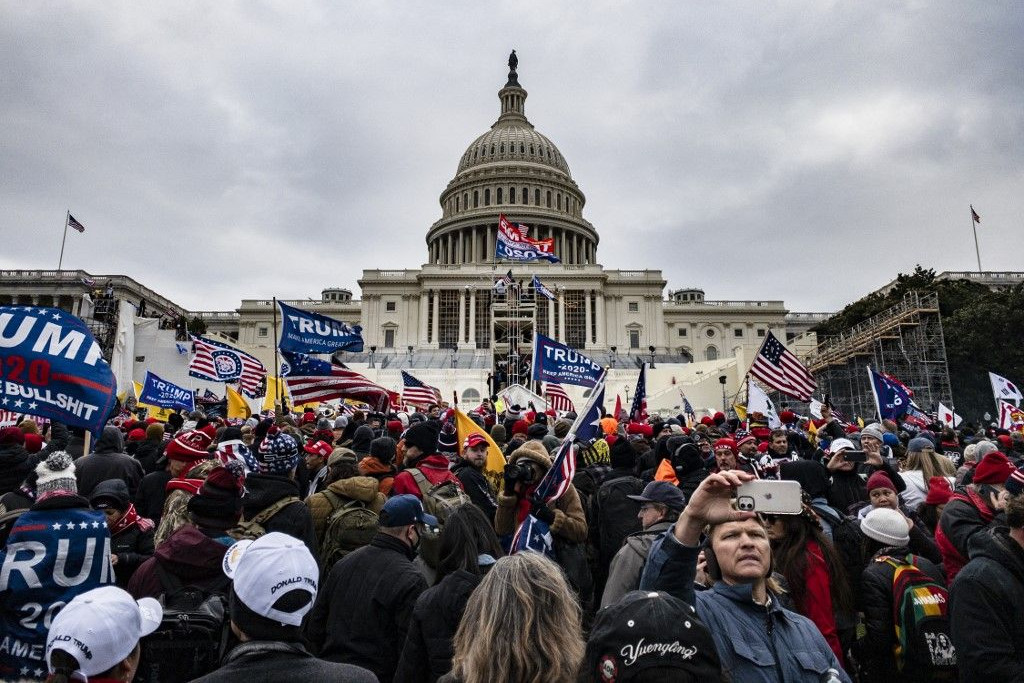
left=277, top=301, right=364, bottom=354
left=139, top=371, right=194, bottom=411
left=531, top=275, right=556, bottom=301
left=531, top=333, right=604, bottom=388
left=0, top=306, right=117, bottom=433
left=867, top=367, right=911, bottom=420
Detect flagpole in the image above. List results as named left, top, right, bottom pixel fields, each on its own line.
left=272, top=297, right=281, bottom=411
left=866, top=365, right=883, bottom=422
left=971, top=205, right=982, bottom=273
left=57, top=210, right=70, bottom=271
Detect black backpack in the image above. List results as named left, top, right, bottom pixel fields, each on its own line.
left=812, top=503, right=864, bottom=579
left=593, top=475, right=644, bottom=566
left=135, top=565, right=232, bottom=683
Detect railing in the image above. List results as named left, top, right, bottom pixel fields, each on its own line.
left=244, top=299, right=361, bottom=307
left=785, top=312, right=833, bottom=322
left=665, top=299, right=785, bottom=308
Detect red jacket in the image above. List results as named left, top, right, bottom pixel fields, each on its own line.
left=799, top=539, right=845, bottom=668
left=391, top=454, right=462, bottom=499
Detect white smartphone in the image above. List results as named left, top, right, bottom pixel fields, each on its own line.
left=735, top=480, right=803, bottom=515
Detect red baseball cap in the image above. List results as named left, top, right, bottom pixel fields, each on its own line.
left=463, top=433, right=488, bottom=450
left=303, top=440, right=332, bottom=458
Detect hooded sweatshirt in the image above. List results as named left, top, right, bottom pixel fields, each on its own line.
left=74, top=426, right=145, bottom=498
left=127, top=524, right=232, bottom=599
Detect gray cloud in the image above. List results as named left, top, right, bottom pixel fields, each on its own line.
left=2, top=1, right=1021, bottom=313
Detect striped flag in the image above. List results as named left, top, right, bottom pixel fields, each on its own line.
left=401, top=370, right=442, bottom=408
left=281, top=351, right=390, bottom=411
left=630, top=364, right=647, bottom=421
left=189, top=336, right=267, bottom=398
left=748, top=331, right=816, bottom=402
left=67, top=214, right=86, bottom=233
left=544, top=382, right=574, bottom=413
left=971, top=205, right=981, bottom=224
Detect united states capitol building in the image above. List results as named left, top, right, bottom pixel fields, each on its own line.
left=2, top=57, right=844, bottom=411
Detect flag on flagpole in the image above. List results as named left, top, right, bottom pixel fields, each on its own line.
left=189, top=336, right=267, bottom=398
left=401, top=371, right=442, bottom=408
left=971, top=205, right=981, bottom=224
left=998, top=400, right=1024, bottom=429
left=937, top=402, right=962, bottom=428
left=226, top=385, right=252, bottom=419
left=613, top=394, right=623, bottom=421
left=262, top=376, right=285, bottom=412
left=544, top=382, right=574, bottom=413
left=281, top=351, right=390, bottom=411
left=532, top=275, right=556, bottom=301
left=989, top=372, right=1022, bottom=404
left=747, top=379, right=781, bottom=428
left=629, top=364, right=647, bottom=421
left=67, top=214, right=86, bottom=233
left=748, top=331, right=816, bottom=402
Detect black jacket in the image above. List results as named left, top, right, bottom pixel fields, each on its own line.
left=0, top=443, right=32, bottom=497
left=828, top=459, right=904, bottom=516
left=89, top=478, right=155, bottom=587
left=74, top=427, right=144, bottom=498
left=950, top=526, right=1024, bottom=682
left=451, top=462, right=498, bottom=523
left=241, top=473, right=318, bottom=556
left=193, top=641, right=378, bottom=683
left=307, top=533, right=428, bottom=683
left=394, top=569, right=481, bottom=683
left=29, top=421, right=70, bottom=467
left=133, top=439, right=165, bottom=474
left=859, top=547, right=946, bottom=682
left=134, top=470, right=172, bottom=524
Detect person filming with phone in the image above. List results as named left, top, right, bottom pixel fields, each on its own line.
left=641, top=470, right=851, bottom=682
left=826, top=436, right=905, bottom=516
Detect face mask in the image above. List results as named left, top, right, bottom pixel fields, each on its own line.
left=409, top=525, right=421, bottom=553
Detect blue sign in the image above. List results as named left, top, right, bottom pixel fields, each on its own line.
left=868, top=368, right=911, bottom=420
left=0, top=507, right=114, bottom=679
left=0, top=306, right=117, bottom=433
left=139, top=371, right=194, bottom=411
left=531, top=333, right=603, bottom=388
left=278, top=301, right=364, bottom=354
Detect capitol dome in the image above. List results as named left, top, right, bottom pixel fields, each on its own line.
left=426, top=58, right=599, bottom=266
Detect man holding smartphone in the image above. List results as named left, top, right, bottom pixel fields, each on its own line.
left=826, top=437, right=905, bottom=515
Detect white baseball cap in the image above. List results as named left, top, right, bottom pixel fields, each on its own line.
left=222, top=531, right=319, bottom=626
left=46, top=586, right=162, bottom=677
left=829, top=438, right=855, bottom=453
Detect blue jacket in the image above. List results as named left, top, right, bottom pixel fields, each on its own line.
left=641, top=531, right=851, bottom=683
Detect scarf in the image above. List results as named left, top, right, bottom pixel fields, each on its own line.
left=110, top=503, right=155, bottom=535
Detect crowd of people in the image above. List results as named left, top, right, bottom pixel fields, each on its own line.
left=1, top=397, right=1023, bottom=682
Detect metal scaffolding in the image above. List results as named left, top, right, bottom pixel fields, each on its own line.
left=806, top=292, right=953, bottom=420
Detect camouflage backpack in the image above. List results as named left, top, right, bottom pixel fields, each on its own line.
left=318, top=489, right=379, bottom=571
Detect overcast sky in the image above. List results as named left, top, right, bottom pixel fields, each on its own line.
left=3, top=2, right=1021, bottom=314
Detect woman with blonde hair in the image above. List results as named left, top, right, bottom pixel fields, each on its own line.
left=899, top=436, right=956, bottom=511
left=442, top=552, right=584, bottom=683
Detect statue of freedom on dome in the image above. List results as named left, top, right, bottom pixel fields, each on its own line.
left=508, top=50, right=518, bottom=73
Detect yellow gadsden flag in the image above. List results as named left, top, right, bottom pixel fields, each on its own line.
left=262, top=376, right=286, bottom=412
left=133, top=381, right=176, bottom=422
left=454, top=408, right=506, bottom=492
left=226, top=384, right=252, bottom=419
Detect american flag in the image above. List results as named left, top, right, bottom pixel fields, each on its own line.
left=188, top=336, right=267, bottom=398
left=281, top=351, right=391, bottom=411
left=630, top=364, right=647, bottom=421
left=67, top=213, right=86, bottom=233
left=496, top=269, right=514, bottom=287
left=971, top=204, right=981, bottom=224
left=682, top=394, right=695, bottom=417
left=544, top=382, right=574, bottom=413
left=748, top=331, right=816, bottom=402
left=401, top=371, right=442, bottom=408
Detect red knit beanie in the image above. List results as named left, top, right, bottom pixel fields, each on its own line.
left=974, top=451, right=1015, bottom=485
left=924, top=476, right=954, bottom=505
left=866, top=470, right=896, bottom=493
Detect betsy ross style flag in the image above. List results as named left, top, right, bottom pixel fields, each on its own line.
left=748, top=331, right=816, bottom=402
left=280, top=351, right=390, bottom=411
left=401, top=370, right=442, bottom=408
left=630, top=364, right=648, bottom=421
left=67, top=214, right=86, bottom=233
left=544, top=382, right=574, bottom=413
left=189, top=336, right=267, bottom=398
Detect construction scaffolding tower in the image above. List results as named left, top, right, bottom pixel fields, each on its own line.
left=491, top=283, right=537, bottom=392
left=806, top=292, right=953, bottom=420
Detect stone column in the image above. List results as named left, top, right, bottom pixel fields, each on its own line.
left=431, top=291, right=440, bottom=348
left=457, top=289, right=467, bottom=348
left=584, top=291, right=593, bottom=349
left=558, top=292, right=567, bottom=342
left=468, top=289, right=477, bottom=347
left=419, top=293, right=429, bottom=343
left=548, top=297, right=555, bottom=337
left=595, top=293, right=606, bottom=347
left=457, top=230, right=464, bottom=265
left=472, top=227, right=478, bottom=264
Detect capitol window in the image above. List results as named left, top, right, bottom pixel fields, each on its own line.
left=384, top=329, right=395, bottom=348
left=535, top=188, right=540, bottom=205
left=546, top=191, right=552, bottom=208
left=497, top=187, right=503, bottom=204
left=734, top=328, right=743, bottom=338
left=705, top=328, right=715, bottom=338
left=521, top=187, right=528, bottom=204
left=627, top=302, right=639, bottom=312
left=705, top=346, right=719, bottom=361
left=258, top=326, right=268, bottom=338
left=678, top=328, right=687, bottom=337
left=485, top=189, right=491, bottom=206
left=473, top=191, right=479, bottom=208
left=757, top=328, right=766, bottom=337
left=386, top=301, right=396, bottom=312
left=629, top=330, right=641, bottom=349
